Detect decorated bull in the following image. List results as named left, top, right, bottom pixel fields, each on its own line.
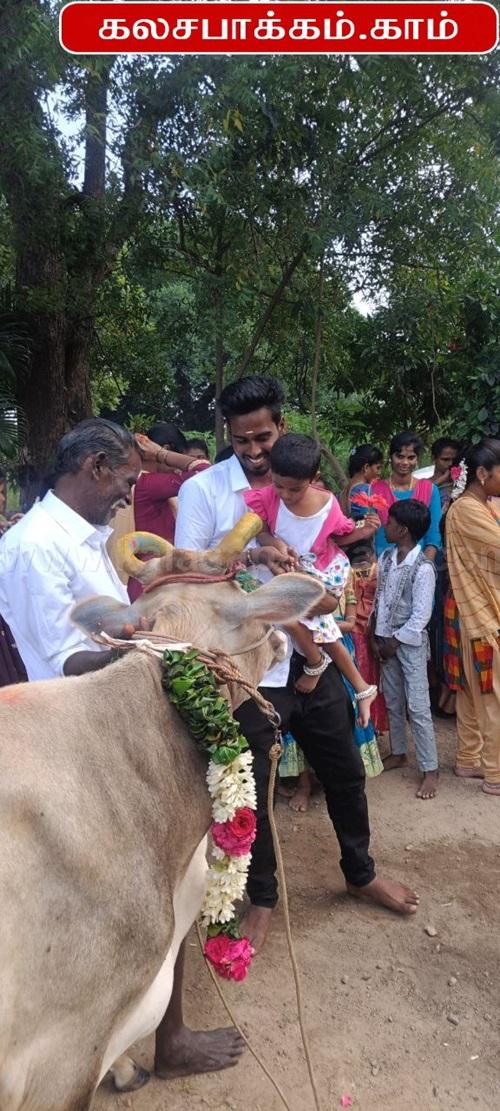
left=0, top=519, right=323, bottom=1111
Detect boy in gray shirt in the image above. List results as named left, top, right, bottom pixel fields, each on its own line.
left=374, top=499, right=438, bottom=799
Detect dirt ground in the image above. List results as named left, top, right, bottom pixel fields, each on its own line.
left=95, top=717, right=500, bottom=1111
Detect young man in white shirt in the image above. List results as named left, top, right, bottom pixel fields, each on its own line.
left=0, top=418, right=245, bottom=1082
left=374, top=498, right=439, bottom=799
left=176, top=377, right=420, bottom=953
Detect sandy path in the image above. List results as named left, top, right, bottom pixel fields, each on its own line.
left=95, top=717, right=500, bottom=1111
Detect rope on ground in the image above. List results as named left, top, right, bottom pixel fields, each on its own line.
left=195, top=742, right=323, bottom=1111
left=195, top=920, right=293, bottom=1111
left=267, top=743, right=324, bottom=1111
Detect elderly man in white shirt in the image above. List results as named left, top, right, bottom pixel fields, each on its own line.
left=0, top=420, right=141, bottom=681
left=0, top=415, right=247, bottom=1082
left=176, top=375, right=421, bottom=954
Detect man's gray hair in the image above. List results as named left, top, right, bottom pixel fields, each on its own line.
left=53, top=418, right=136, bottom=479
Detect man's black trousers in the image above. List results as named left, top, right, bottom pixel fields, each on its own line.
left=233, top=654, right=376, bottom=908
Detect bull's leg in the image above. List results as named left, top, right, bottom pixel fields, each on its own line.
left=154, top=941, right=245, bottom=1079
left=109, top=1053, right=150, bottom=1093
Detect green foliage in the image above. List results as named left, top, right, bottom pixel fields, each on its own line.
left=161, top=648, right=249, bottom=765
left=1, top=30, right=500, bottom=466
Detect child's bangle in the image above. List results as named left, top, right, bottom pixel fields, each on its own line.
left=355, top=684, right=377, bottom=702
left=303, top=650, right=331, bottom=677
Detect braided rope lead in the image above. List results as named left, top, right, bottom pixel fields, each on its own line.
left=195, top=919, right=294, bottom=1111
left=267, top=742, right=324, bottom=1111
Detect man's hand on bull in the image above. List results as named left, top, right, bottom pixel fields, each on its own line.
left=252, top=543, right=297, bottom=575
left=251, top=533, right=299, bottom=575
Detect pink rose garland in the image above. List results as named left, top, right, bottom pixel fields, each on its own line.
left=204, top=935, right=254, bottom=981
left=204, top=807, right=257, bottom=980
left=211, top=806, right=257, bottom=857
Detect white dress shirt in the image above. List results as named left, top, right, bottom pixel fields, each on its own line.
left=175, top=453, right=259, bottom=553
left=0, top=491, right=128, bottom=680
left=375, top=544, right=436, bottom=646
left=175, top=455, right=291, bottom=686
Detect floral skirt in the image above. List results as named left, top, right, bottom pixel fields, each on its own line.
left=341, top=632, right=383, bottom=778
left=279, top=731, right=306, bottom=778
left=351, top=565, right=388, bottom=734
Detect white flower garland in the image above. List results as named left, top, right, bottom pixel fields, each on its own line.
left=204, top=749, right=256, bottom=923
left=206, top=749, right=257, bottom=821
left=161, top=646, right=258, bottom=979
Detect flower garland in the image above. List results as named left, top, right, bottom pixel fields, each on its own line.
left=450, top=460, right=468, bottom=500
left=162, top=647, right=256, bottom=981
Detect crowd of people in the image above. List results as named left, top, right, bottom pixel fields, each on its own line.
left=1, top=377, right=499, bottom=965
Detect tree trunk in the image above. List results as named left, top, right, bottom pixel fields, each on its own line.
left=214, top=284, right=225, bottom=451
left=14, top=241, right=67, bottom=502
left=14, top=240, right=96, bottom=505
left=310, top=255, right=324, bottom=441
left=236, top=249, right=304, bottom=378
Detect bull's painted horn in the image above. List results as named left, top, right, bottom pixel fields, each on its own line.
left=213, top=512, right=263, bottom=561
left=115, top=531, right=172, bottom=579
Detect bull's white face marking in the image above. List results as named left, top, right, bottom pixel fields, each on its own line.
left=99, top=837, right=208, bottom=1084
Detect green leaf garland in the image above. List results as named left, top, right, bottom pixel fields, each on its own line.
left=162, top=648, right=249, bottom=766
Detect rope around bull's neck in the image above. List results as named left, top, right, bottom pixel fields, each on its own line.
left=96, top=631, right=323, bottom=1111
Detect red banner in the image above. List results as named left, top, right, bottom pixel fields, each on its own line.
left=60, top=2, right=499, bottom=55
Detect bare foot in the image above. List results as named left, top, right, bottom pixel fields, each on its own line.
left=277, top=783, right=296, bottom=798
left=346, top=875, right=419, bottom=915
left=383, top=754, right=408, bottom=772
left=416, top=770, right=439, bottom=800
left=155, top=1025, right=245, bottom=1079
left=289, top=785, right=311, bottom=812
left=239, top=904, right=273, bottom=954
left=295, top=670, right=321, bottom=694
left=482, top=781, right=500, bottom=796
left=454, top=765, right=484, bottom=779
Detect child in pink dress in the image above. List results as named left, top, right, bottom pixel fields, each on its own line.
left=244, top=434, right=380, bottom=706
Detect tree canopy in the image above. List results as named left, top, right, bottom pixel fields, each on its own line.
left=1, top=3, right=499, bottom=493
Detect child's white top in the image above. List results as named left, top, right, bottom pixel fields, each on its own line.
left=275, top=498, right=351, bottom=595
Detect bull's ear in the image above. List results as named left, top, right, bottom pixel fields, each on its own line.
left=221, top=573, right=325, bottom=625
left=70, top=596, right=150, bottom=640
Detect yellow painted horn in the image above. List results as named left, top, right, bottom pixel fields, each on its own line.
left=214, top=512, right=264, bottom=561
left=115, top=531, right=172, bottom=580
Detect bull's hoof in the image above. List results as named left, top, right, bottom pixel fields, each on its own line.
left=113, top=1065, right=150, bottom=1093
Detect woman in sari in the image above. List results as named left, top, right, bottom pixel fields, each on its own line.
left=371, top=430, right=442, bottom=559
left=445, top=439, right=500, bottom=795
left=335, top=571, right=383, bottom=778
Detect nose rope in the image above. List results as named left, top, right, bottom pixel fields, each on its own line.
left=95, top=630, right=281, bottom=720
